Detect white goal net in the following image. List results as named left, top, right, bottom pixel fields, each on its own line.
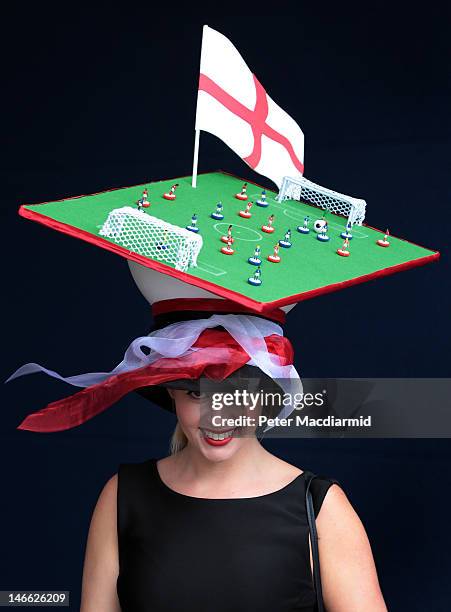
left=276, top=176, right=367, bottom=226
left=99, top=206, right=203, bottom=272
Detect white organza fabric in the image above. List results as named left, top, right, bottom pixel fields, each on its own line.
left=7, top=314, right=302, bottom=431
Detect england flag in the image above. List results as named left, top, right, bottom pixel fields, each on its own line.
left=195, top=25, right=305, bottom=189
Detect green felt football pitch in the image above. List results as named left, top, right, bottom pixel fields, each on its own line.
left=21, top=171, right=438, bottom=309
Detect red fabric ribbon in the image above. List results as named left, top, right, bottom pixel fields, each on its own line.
left=17, top=329, right=293, bottom=433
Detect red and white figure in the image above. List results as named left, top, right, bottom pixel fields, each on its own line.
left=268, top=244, right=281, bottom=263
left=337, top=237, right=350, bottom=257
left=235, top=182, right=248, bottom=201
left=221, top=239, right=235, bottom=255
left=137, top=188, right=150, bottom=209
left=377, top=229, right=390, bottom=248
left=262, top=214, right=275, bottom=234
left=163, top=183, right=179, bottom=201
left=193, top=26, right=305, bottom=189
left=239, top=201, right=253, bottom=218
left=221, top=224, right=234, bottom=244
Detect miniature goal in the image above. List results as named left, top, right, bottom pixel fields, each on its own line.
left=276, top=176, right=367, bottom=226
left=99, top=206, right=203, bottom=272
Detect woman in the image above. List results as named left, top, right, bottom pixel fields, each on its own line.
left=9, top=262, right=387, bottom=611
left=80, top=377, right=387, bottom=611
left=76, top=264, right=387, bottom=611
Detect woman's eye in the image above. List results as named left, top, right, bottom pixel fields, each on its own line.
left=188, top=390, right=207, bottom=400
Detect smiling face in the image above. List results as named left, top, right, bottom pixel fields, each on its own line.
left=167, top=388, right=261, bottom=462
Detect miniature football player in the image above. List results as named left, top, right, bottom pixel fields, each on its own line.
left=262, top=214, right=275, bottom=234
left=341, top=221, right=353, bottom=240
left=163, top=183, right=179, bottom=201
left=156, top=229, right=169, bottom=250
left=337, top=237, right=351, bottom=257
left=317, top=222, right=330, bottom=242
left=279, top=229, right=292, bottom=248
left=239, top=201, right=253, bottom=218
left=248, top=266, right=262, bottom=286
left=248, top=245, right=262, bottom=266
left=186, top=213, right=199, bottom=233
left=267, top=243, right=281, bottom=263
left=137, top=187, right=150, bottom=211
left=221, top=238, right=235, bottom=255
left=235, top=182, right=248, bottom=201
left=377, top=229, right=390, bottom=247
left=297, top=216, right=310, bottom=234
left=221, top=224, right=234, bottom=244
left=256, top=190, right=268, bottom=207
left=211, top=202, right=224, bottom=220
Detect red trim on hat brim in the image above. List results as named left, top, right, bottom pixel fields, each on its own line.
left=16, top=329, right=293, bottom=432
left=18, top=205, right=276, bottom=314
left=18, top=170, right=440, bottom=314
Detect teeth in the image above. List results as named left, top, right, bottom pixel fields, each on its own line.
left=203, top=429, right=234, bottom=441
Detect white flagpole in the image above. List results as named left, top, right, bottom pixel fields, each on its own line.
left=191, top=25, right=208, bottom=189
left=191, top=128, right=200, bottom=188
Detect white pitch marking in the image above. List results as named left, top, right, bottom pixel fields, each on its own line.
left=213, top=222, right=262, bottom=242
left=282, top=209, right=306, bottom=222
left=248, top=191, right=279, bottom=203
left=196, top=261, right=227, bottom=276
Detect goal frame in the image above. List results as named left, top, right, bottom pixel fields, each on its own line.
left=276, top=175, right=367, bottom=226
left=99, top=206, right=203, bottom=272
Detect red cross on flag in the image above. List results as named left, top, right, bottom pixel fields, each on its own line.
left=194, top=25, right=305, bottom=189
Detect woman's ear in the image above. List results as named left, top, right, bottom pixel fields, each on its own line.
left=167, top=388, right=176, bottom=400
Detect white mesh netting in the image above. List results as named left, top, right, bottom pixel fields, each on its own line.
left=276, top=176, right=367, bottom=226
left=99, top=206, right=203, bottom=272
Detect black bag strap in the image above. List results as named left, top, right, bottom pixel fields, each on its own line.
left=304, top=472, right=341, bottom=611
left=304, top=472, right=324, bottom=612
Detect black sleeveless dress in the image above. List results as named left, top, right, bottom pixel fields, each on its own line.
left=116, top=458, right=337, bottom=612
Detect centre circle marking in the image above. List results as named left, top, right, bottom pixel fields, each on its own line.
left=213, top=222, right=263, bottom=242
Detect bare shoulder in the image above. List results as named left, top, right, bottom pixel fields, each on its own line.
left=80, top=474, right=121, bottom=612
left=316, top=483, right=388, bottom=611
left=317, top=483, right=361, bottom=528
left=97, top=473, right=118, bottom=516
left=90, top=473, right=117, bottom=513
left=85, top=474, right=118, bottom=541
left=317, top=483, right=373, bottom=556
left=280, top=458, right=304, bottom=477
left=262, top=454, right=304, bottom=479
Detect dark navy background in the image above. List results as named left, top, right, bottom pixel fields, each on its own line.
left=2, top=4, right=450, bottom=611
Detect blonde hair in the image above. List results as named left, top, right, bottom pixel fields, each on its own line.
left=170, top=421, right=188, bottom=454
left=167, top=394, right=188, bottom=454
